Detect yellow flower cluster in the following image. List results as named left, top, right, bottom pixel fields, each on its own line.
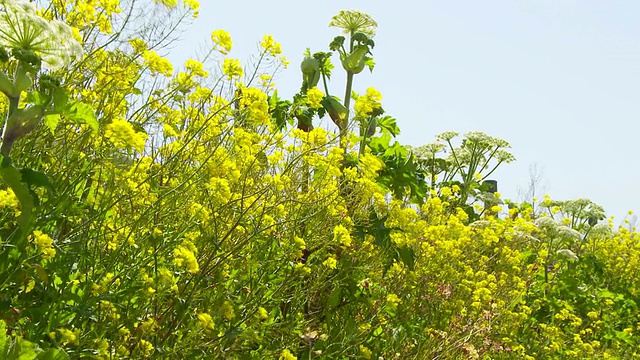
left=279, top=349, right=297, bottom=360
left=142, top=50, right=174, bottom=77
left=306, top=86, right=324, bottom=109
left=222, top=58, right=243, bottom=80
left=184, top=59, right=208, bottom=78
left=211, top=29, right=233, bottom=55
left=29, top=230, right=56, bottom=259
left=173, top=241, right=199, bottom=274
left=0, top=188, right=19, bottom=213
left=196, top=312, right=215, bottom=331
left=354, top=87, right=382, bottom=118
left=104, top=118, right=148, bottom=152
left=260, top=35, right=282, bottom=57
left=238, top=86, right=270, bottom=125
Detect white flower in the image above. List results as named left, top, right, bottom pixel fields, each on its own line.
left=329, top=10, right=377, bottom=37
left=0, top=0, right=83, bottom=70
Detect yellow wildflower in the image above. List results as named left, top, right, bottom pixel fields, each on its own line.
left=260, top=35, right=282, bottom=56
left=333, top=225, right=352, bottom=247
left=211, top=29, right=233, bottom=54
left=29, top=230, right=56, bottom=259
left=279, top=349, right=297, bottom=360
left=197, top=312, right=215, bottom=331
left=105, top=118, right=148, bottom=152
left=306, top=86, right=324, bottom=109
left=174, top=242, right=199, bottom=274
left=185, top=59, right=208, bottom=78
left=354, top=87, right=382, bottom=118
left=142, top=50, right=173, bottom=77
left=222, top=58, right=243, bottom=80
left=323, top=256, right=338, bottom=269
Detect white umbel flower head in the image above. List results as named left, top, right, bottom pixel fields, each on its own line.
left=329, top=9, right=377, bottom=37
left=0, top=0, right=83, bottom=70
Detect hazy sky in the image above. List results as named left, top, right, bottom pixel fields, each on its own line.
left=168, top=1, right=640, bottom=220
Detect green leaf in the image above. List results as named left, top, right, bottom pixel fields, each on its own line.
left=0, top=156, right=35, bottom=238
left=376, top=116, right=400, bottom=136
left=0, top=72, right=15, bottom=97
left=51, top=88, right=69, bottom=113
left=20, top=168, right=55, bottom=194
left=397, top=247, right=416, bottom=270
left=364, top=56, right=375, bottom=72
left=36, top=348, right=70, bottom=360
left=0, top=321, right=7, bottom=356
left=64, top=102, right=98, bottom=132
left=328, top=286, right=342, bottom=310
left=43, top=114, right=60, bottom=134
left=368, top=133, right=391, bottom=153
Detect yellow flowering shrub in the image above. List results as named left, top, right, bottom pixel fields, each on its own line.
left=0, top=2, right=637, bottom=360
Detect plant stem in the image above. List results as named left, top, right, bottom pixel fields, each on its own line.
left=341, top=71, right=354, bottom=147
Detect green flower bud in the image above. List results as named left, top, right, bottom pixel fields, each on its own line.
left=366, top=117, right=377, bottom=137
left=321, top=96, right=348, bottom=128
left=341, top=46, right=369, bottom=74
left=300, top=56, right=320, bottom=90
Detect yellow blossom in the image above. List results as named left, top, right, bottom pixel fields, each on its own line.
left=354, top=87, right=382, bottom=118
left=184, top=0, right=199, bottom=17
left=142, top=50, right=173, bottom=77
left=57, top=328, right=78, bottom=344
left=260, top=35, right=282, bottom=56
left=211, top=29, right=232, bottom=54
left=386, top=293, right=401, bottom=307
left=306, top=86, right=324, bottom=109
left=174, top=242, right=199, bottom=274
left=154, top=0, right=177, bottom=9
left=279, top=349, right=297, bottom=360
left=185, top=59, right=208, bottom=77
left=333, top=225, right=352, bottom=247
left=29, top=230, right=56, bottom=259
left=197, top=312, right=215, bottom=331
left=323, top=256, right=338, bottom=269
left=222, top=58, right=243, bottom=80
left=105, top=118, right=148, bottom=152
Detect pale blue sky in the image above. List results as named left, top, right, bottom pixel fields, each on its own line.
left=168, top=1, right=640, bottom=220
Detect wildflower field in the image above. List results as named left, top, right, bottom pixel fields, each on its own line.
left=0, top=1, right=639, bottom=359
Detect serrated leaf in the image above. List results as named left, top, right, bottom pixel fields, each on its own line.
left=52, top=88, right=69, bottom=113
left=397, top=246, right=416, bottom=270
left=65, top=102, right=98, bottom=132
left=377, top=116, right=400, bottom=136
left=365, top=56, right=375, bottom=72
left=20, top=168, right=54, bottom=193
left=43, top=114, right=60, bottom=134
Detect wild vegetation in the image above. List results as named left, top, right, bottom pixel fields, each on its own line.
left=0, top=1, right=638, bottom=359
